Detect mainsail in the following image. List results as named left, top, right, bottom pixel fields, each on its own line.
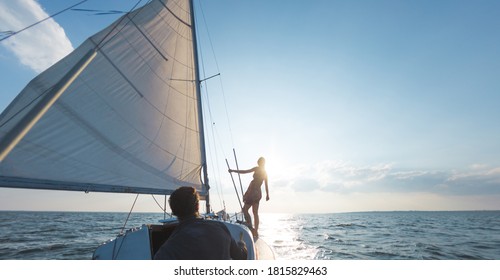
left=0, top=0, right=208, bottom=196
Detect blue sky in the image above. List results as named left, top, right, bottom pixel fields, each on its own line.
left=1, top=0, right=499, bottom=213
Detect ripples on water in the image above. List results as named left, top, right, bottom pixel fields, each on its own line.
left=260, top=211, right=500, bottom=260
left=0, top=211, right=499, bottom=260
left=0, top=211, right=165, bottom=260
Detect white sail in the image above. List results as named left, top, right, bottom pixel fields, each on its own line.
left=0, top=0, right=207, bottom=196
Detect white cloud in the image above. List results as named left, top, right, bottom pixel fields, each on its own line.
left=0, top=0, right=73, bottom=73
left=272, top=160, right=500, bottom=196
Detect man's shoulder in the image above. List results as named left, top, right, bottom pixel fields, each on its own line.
left=195, top=219, right=229, bottom=228
left=190, top=219, right=231, bottom=234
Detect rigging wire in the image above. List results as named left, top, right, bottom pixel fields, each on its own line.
left=225, top=159, right=243, bottom=209
left=197, top=0, right=246, bottom=212
left=70, top=8, right=126, bottom=15
left=120, top=194, right=139, bottom=235
left=197, top=0, right=236, bottom=149
left=233, top=148, right=245, bottom=198
left=198, top=40, right=225, bottom=210
left=93, top=0, right=147, bottom=49
left=0, top=0, right=89, bottom=43
left=0, top=89, right=47, bottom=128
left=205, top=119, right=226, bottom=210
left=164, top=195, right=168, bottom=220
left=150, top=194, right=172, bottom=219
left=198, top=1, right=247, bottom=212
left=150, top=194, right=165, bottom=212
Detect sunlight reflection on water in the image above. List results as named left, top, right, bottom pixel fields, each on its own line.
left=259, top=213, right=318, bottom=260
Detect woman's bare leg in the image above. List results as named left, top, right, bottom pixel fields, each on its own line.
left=242, top=203, right=252, bottom=228
left=252, top=202, right=260, bottom=237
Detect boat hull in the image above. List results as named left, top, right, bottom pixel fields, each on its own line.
left=93, top=220, right=273, bottom=260
left=93, top=225, right=153, bottom=260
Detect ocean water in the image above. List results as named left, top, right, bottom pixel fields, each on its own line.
left=261, top=211, right=500, bottom=260
left=0, top=211, right=498, bottom=260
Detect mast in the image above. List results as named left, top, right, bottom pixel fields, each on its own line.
left=189, top=0, right=210, bottom=213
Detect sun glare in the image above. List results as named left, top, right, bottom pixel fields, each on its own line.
left=263, top=154, right=286, bottom=181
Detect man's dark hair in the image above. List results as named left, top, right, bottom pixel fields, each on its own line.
left=169, top=186, right=199, bottom=219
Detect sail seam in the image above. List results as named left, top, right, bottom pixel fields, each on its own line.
left=158, top=0, right=191, bottom=28
left=90, top=38, right=144, bottom=98
left=126, top=15, right=169, bottom=62
left=150, top=1, right=194, bottom=69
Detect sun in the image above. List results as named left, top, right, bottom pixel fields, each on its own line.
left=262, top=154, right=285, bottom=180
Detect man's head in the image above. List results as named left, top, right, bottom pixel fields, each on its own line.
left=169, top=186, right=200, bottom=220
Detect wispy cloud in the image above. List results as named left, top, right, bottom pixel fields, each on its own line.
left=0, top=0, right=73, bottom=73
left=273, top=160, right=500, bottom=196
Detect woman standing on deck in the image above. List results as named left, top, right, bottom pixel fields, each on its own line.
left=229, top=157, right=269, bottom=238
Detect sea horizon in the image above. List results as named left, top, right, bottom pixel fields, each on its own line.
left=1, top=210, right=499, bottom=260
left=1, top=209, right=498, bottom=214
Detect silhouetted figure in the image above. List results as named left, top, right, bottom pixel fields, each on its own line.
left=229, top=157, right=269, bottom=238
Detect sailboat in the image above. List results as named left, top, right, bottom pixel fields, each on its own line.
left=0, top=0, right=274, bottom=260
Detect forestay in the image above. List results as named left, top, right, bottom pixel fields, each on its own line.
left=0, top=0, right=206, bottom=196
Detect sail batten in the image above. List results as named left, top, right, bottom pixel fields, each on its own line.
left=0, top=0, right=206, bottom=196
